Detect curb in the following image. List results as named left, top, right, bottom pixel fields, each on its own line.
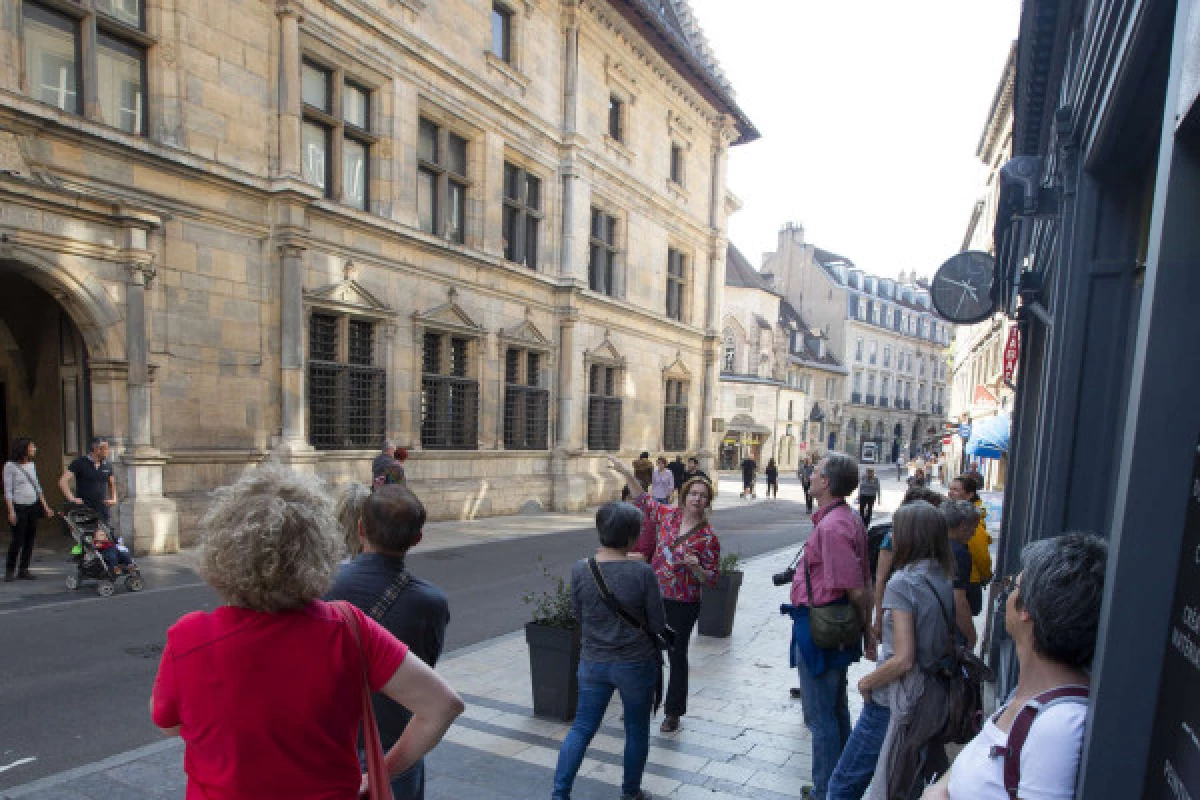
left=1, top=739, right=183, bottom=798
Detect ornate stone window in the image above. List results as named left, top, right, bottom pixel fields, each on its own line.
left=585, top=338, right=624, bottom=451
left=588, top=207, right=621, bottom=297
left=22, top=0, right=153, bottom=136
left=665, top=247, right=689, bottom=322
left=418, top=116, right=470, bottom=243
left=304, top=270, right=394, bottom=451
left=415, top=290, right=484, bottom=450
left=499, top=313, right=552, bottom=451
left=662, top=354, right=691, bottom=452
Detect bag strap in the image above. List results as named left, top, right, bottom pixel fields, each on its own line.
left=587, top=558, right=652, bottom=636
left=991, top=686, right=1090, bottom=799
left=667, top=522, right=705, bottom=552
left=919, top=573, right=957, bottom=659
left=12, top=463, right=40, bottom=497
left=368, top=568, right=414, bottom=622
left=330, top=601, right=395, bottom=800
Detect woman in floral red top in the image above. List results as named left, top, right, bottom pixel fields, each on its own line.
left=608, top=456, right=720, bottom=734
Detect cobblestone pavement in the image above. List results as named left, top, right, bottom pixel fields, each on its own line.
left=1, top=545, right=875, bottom=799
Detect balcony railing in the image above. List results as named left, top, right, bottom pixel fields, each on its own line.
left=865, top=394, right=876, bottom=406
left=851, top=391, right=863, bottom=404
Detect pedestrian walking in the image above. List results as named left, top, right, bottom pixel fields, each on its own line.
left=785, top=453, right=875, bottom=800
left=651, top=457, right=675, bottom=504
left=740, top=454, right=757, bottom=499
left=328, top=484, right=451, bottom=800
left=374, top=446, right=408, bottom=489
left=857, top=468, right=880, bottom=527
left=682, top=457, right=708, bottom=484
left=765, top=458, right=779, bottom=498
left=4, top=437, right=53, bottom=582
left=667, top=455, right=686, bottom=501
left=826, top=501, right=956, bottom=800
left=925, top=534, right=1108, bottom=800
left=150, top=465, right=463, bottom=800
left=613, top=456, right=719, bottom=735
left=623, top=452, right=655, bottom=502
left=800, top=457, right=815, bottom=514
left=947, top=475, right=992, bottom=615
left=552, top=502, right=666, bottom=800
left=906, top=468, right=926, bottom=489
left=59, top=436, right=117, bottom=523
left=371, top=440, right=397, bottom=481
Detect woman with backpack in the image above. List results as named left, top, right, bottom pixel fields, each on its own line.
left=923, top=533, right=1108, bottom=800
left=826, top=501, right=956, bottom=800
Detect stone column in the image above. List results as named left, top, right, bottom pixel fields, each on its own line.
left=551, top=307, right=585, bottom=510
left=117, top=225, right=179, bottom=553
left=382, top=323, right=400, bottom=442
left=278, top=242, right=309, bottom=453
left=276, top=3, right=303, bottom=179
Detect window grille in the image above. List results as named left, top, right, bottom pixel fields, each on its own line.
left=421, top=331, right=478, bottom=449
left=587, top=364, right=621, bottom=450
left=308, top=313, right=385, bottom=450
left=663, top=379, right=687, bottom=451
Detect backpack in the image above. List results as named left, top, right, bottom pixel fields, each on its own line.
left=991, top=686, right=1090, bottom=799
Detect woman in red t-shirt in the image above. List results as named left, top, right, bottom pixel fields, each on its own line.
left=608, top=456, right=720, bottom=735
left=150, top=465, right=463, bottom=800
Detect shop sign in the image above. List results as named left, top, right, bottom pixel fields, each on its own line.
left=1003, top=326, right=1020, bottom=383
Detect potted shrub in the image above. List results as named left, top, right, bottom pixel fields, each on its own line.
left=523, top=566, right=580, bottom=721
left=698, top=552, right=744, bottom=638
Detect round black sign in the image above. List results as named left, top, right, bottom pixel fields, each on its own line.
left=931, top=251, right=997, bottom=324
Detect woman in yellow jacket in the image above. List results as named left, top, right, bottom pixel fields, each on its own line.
left=948, top=474, right=991, bottom=614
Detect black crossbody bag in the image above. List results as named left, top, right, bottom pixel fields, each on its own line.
left=586, top=558, right=675, bottom=713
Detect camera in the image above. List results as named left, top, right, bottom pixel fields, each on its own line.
left=771, top=567, right=796, bottom=586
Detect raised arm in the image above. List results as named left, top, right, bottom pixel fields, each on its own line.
left=59, top=469, right=78, bottom=504
left=607, top=456, right=645, bottom=501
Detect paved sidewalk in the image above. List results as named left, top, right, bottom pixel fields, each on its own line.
left=1, top=543, right=875, bottom=800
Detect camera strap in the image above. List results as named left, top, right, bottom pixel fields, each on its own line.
left=587, top=558, right=666, bottom=712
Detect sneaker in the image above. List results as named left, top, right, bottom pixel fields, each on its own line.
left=659, top=715, right=680, bottom=733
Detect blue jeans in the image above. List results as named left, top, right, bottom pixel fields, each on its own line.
left=796, top=657, right=852, bottom=799
left=827, top=700, right=891, bottom=800
left=360, top=753, right=424, bottom=800
left=552, top=659, right=658, bottom=799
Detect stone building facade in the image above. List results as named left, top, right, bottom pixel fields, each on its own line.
left=761, top=223, right=952, bottom=464
left=715, top=245, right=845, bottom=473
left=0, top=0, right=756, bottom=551
left=949, top=43, right=1016, bottom=489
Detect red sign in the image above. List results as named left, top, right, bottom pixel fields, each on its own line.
left=942, top=435, right=953, bottom=445
left=1003, top=326, right=1020, bottom=383
left=974, top=385, right=998, bottom=408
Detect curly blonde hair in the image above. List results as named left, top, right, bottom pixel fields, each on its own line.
left=199, top=464, right=341, bottom=612
left=334, top=482, right=371, bottom=558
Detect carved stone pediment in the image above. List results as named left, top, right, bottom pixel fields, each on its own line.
left=305, top=278, right=394, bottom=318
left=414, top=288, right=485, bottom=337
left=662, top=351, right=692, bottom=380
left=585, top=333, right=625, bottom=366
left=499, top=312, right=553, bottom=351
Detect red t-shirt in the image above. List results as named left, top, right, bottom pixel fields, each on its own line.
left=152, top=600, right=407, bottom=800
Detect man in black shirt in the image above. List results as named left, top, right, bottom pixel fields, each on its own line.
left=667, top=455, right=686, bottom=501
left=59, top=437, right=117, bottom=522
left=327, top=484, right=449, bottom=800
left=682, top=457, right=708, bottom=485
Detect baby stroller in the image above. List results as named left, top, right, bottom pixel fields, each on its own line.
left=61, top=504, right=145, bottom=596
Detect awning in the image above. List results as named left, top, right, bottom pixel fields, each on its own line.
left=966, top=413, right=1010, bottom=459
left=727, top=422, right=773, bottom=436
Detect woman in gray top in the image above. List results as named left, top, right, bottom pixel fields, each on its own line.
left=5, top=437, right=52, bottom=581
left=553, top=502, right=665, bottom=800
left=827, top=501, right=956, bottom=800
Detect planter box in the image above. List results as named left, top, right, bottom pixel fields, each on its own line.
left=698, top=571, right=744, bottom=638
left=525, top=622, right=581, bottom=721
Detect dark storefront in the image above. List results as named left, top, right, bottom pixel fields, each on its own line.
left=991, top=0, right=1200, bottom=796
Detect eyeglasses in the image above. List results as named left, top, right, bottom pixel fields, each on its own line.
left=994, top=574, right=1020, bottom=610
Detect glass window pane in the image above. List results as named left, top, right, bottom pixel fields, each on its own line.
left=302, top=121, right=329, bottom=191
left=24, top=4, right=79, bottom=113
left=343, top=138, right=367, bottom=210
left=418, top=118, right=439, bottom=162
left=96, top=0, right=141, bottom=28
left=524, top=215, right=538, bottom=269
left=343, top=84, right=368, bottom=129
left=417, top=168, right=436, bottom=233
left=301, top=62, right=329, bottom=111
left=525, top=174, right=541, bottom=209
left=491, top=6, right=510, bottom=62
left=608, top=96, right=621, bottom=140
left=503, top=163, right=520, bottom=201
left=447, top=180, right=465, bottom=243
left=591, top=209, right=603, bottom=239
left=97, top=34, right=145, bottom=134
left=502, top=205, right=517, bottom=261
left=604, top=214, right=616, bottom=245
left=447, top=133, right=467, bottom=176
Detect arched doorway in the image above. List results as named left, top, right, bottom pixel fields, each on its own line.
left=0, top=269, right=95, bottom=506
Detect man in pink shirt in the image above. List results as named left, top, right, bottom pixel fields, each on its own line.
left=789, top=452, right=875, bottom=800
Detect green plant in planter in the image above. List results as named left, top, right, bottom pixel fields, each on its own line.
left=718, top=551, right=743, bottom=575
left=523, top=562, right=578, bottom=629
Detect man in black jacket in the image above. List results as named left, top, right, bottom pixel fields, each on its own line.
left=327, top=485, right=449, bottom=800
left=668, top=455, right=686, bottom=500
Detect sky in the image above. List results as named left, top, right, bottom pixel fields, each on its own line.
left=687, top=0, right=1022, bottom=281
